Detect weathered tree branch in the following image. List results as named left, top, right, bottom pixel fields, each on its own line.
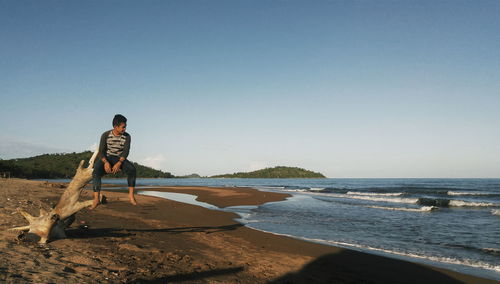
left=10, top=150, right=99, bottom=243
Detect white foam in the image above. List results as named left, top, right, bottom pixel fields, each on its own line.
left=449, top=200, right=497, bottom=207
left=309, top=187, right=325, bottom=191
left=257, top=186, right=286, bottom=190
left=323, top=192, right=419, bottom=204
left=483, top=248, right=500, bottom=254
left=448, top=191, right=492, bottom=196
left=347, top=191, right=403, bottom=197
left=365, top=205, right=438, bottom=212
left=283, top=189, right=308, bottom=192
left=240, top=219, right=262, bottom=224
left=491, top=209, right=500, bottom=216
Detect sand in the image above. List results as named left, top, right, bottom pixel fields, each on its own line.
left=0, top=178, right=496, bottom=283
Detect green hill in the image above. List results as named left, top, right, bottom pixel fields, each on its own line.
left=211, top=166, right=326, bottom=178
left=0, top=151, right=173, bottom=179
left=177, top=173, right=203, bottom=178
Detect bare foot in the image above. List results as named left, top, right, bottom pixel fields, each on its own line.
left=129, top=195, right=137, bottom=205
left=90, top=198, right=100, bottom=210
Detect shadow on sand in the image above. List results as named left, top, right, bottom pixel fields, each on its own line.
left=127, top=266, right=244, bottom=283
left=270, top=250, right=469, bottom=284
left=61, top=225, right=486, bottom=283
left=65, top=223, right=244, bottom=239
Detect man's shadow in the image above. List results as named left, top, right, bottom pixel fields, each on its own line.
left=127, top=266, right=245, bottom=283
left=270, top=250, right=469, bottom=284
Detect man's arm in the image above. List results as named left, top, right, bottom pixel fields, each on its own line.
left=97, top=131, right=113, bottom=173
left=97, top=131, right=109, bottom=163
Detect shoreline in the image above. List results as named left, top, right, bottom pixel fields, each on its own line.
left=0, top=178, right=496, bottom=283
left=103, top=184, right=498, bottom=283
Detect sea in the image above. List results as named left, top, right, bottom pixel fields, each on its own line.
left=46, top=178, right=500, bottom=280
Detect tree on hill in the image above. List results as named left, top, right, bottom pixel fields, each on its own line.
left=211, top=166, right=326, bottom=178
left=0, top=151, right=173, bottom=179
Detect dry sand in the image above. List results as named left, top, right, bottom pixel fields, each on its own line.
left=0, top=178, right=496, bottom=283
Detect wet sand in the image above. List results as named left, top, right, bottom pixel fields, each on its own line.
left=0, top=178, right=496, bottom=283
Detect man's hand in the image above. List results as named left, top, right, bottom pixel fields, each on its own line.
left=111, top=161, right=122, bottom=174
left=104, top=162, right=112, bottom=174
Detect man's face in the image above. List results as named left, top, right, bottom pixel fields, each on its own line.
left=114, top=122, right=126, bottom=135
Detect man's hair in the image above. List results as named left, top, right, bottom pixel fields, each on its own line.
left=112, top=114, right=127, bottom=127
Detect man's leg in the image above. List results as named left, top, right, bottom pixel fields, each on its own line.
left=91, top=159, right=105, bottom=209
left=122, top=160, right=137, bottom=205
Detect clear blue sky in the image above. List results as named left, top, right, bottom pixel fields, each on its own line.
left=1, top=1, right=499, bottom=177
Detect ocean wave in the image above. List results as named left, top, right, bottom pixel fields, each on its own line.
left=492, top=209, right=500, bottom=216
left=364, top=205, right=438, bottom=212
left=307, top=191, right=499, bottom=208
left=415, top=198, right=498, bottom=208
left=482, top=248, right=500, bottom=256
left=318, top=187, right=347, bottom=193
left=240, top=219, right=262, bottom=224
left=417, top=198, right=451, bottom=207
left=313, top=192, right=419, bottom=204
left=309, top=187, right=325, bottom=191
left=284, top=185, right=308, bottom=190
left=347, top=191, right=403, bottom=197
left=340, top=186, right=500, bottom=196
left=441, top=243, right=500, bottom=257
left=348, top=186, right=454, bottom=195
left=283, top=189, right=308, bottom=192
left=257, top=186, right=286, bottom=190
left=448, top=191, right=493, bottom=196
left=448, top=200, right=498, bottom=207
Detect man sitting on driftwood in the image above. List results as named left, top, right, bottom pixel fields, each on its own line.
left=91, top=114, right=137, bottom=209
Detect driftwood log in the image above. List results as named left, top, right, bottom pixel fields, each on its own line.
left=10, top=150, right=100, bottom=243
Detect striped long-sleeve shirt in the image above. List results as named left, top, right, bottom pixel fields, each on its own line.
left=97, top=130, right=131, bottom=160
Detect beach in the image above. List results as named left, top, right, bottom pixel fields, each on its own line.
left=0, top=178, right=496, bottom=283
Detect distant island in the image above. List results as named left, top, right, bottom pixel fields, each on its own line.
left=211, top=166, right=326, bottom=178
left=0, top=151, right=173, bottom=179
left=177, top=173, right=203, bottom=178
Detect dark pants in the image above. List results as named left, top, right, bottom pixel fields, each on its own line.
left=92, top=155, right=136, bottom=192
